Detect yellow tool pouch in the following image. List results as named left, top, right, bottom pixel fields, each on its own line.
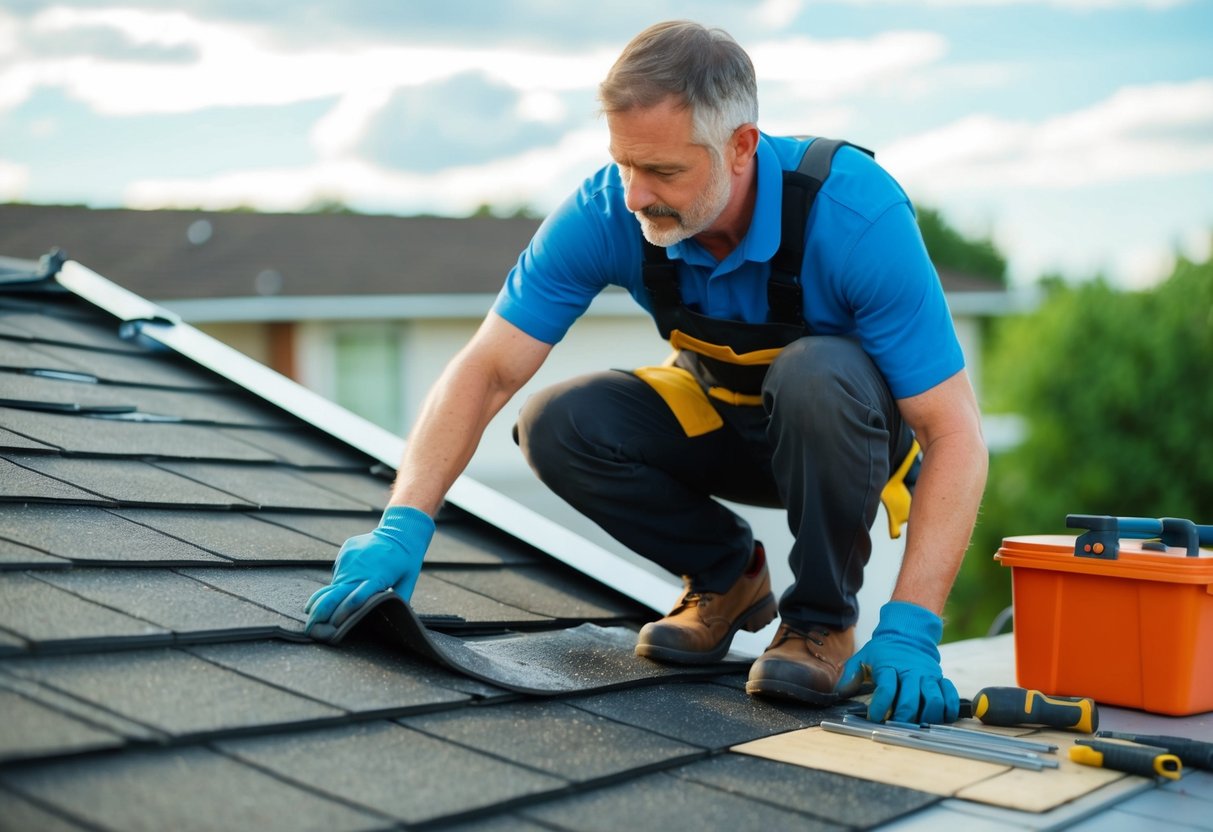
left=632, top=364, right=724, bottom=438
left=880, top=438, right=920, bottom=539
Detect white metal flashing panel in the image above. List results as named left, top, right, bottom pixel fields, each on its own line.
left=56, top=260, right=680, bottom=619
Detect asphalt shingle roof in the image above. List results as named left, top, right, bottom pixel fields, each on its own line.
left=0, top=256, right=942, bottom=831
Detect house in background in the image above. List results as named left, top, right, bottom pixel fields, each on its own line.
left=0, top=203, right=1017, bottom=643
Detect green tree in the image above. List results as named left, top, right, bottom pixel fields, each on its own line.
left=917, top=206, right=1008, bottom=286
left=947, top=249, right=1213, bottom=639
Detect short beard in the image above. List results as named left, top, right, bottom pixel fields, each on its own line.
left=635, top=156, right=732, bottom=248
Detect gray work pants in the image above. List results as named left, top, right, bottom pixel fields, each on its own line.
left=514, top=336, right=912, bottom=630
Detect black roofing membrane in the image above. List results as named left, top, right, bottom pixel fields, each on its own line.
left=317, top=592, right=750, bottom=696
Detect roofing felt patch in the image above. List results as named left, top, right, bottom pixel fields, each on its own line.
left=566, top=681, right=827, bottom=750
left=6, top=647, right=345, bottom=739
left=109, top=508, right=336, bottom=563
left=215, top=720, right=567, bottom=827
left=0, top=504, right=225, bottom=565
left=0, top=686, right=126, bottom=763
left=0, top=457, right=113, bottom=505
left=0, top=406, right=278, bottom=461
left=519, top=769, right=841, bottom=832
left=671, top=752, right=939, bottom=828
left=151, top=461, right=374, bottom=511
left=402, top=699, right=703, bottom=783
left=185, top=639, right=475, bottom=715
left=319, top=593, right=750, bottom=695
left=6, top=455, right=251, bottom=508
left=0, top=573, right=170, bottom=650
left=0, top=746, right=388, bottom=832
left=32, top=568, right=303, bottom=639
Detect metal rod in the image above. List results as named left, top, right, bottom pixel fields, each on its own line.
left=823, top=721, right=1053, bottom=770
left=847, top=715, right=1059, bottom=754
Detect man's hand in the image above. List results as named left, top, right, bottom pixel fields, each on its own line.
left=836, top=600, right=960, bottom=724
left=304, top=506, right=436, bottom=635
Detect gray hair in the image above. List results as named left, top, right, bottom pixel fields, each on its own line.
left=599, top=21, right=758, bottom=157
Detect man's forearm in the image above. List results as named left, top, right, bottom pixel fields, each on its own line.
left=891, top=428, right=989, bottom=615
left=387, top=313, right=552, bottom=516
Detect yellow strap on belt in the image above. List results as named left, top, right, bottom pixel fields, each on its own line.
left=633, top=365, right=724, bottom=438
left=880, top=439, right=920, bottom=539
left=669, top=330, right=783, bottom=366
left=707, top=387, right=764, bottom=407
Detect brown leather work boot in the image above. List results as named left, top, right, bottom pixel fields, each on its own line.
left=635, top=544, right=777, bottom=664
left=745, top=622, right=855, bottom=705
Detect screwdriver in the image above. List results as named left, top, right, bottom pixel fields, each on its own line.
left=1071, top=738, right=1182, bottom=780
left=1096, top=731, right=1213, bottom=770
left=960, top=686, right=1099, bottom=733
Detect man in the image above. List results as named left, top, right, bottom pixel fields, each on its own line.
left=306, top=21, right=988, bottom=724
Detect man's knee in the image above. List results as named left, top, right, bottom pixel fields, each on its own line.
left=764, top=336, right=883, bottom=415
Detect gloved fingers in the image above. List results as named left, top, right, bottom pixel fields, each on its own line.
left=391, top=568, right=422, bottom=604
left=304, top=583, right=354, bottom=633
left=330, top=579, right=384, bottom=628
left=866, top=666, right=899, bottom=723
left=941, top=676, right=961, bottom=723
left=836, top=656, right=874, bottom=698
left=907, top=675, right=946, bottom=725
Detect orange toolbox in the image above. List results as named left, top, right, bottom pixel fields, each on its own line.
left=995, top=514, right=1213, bottom=716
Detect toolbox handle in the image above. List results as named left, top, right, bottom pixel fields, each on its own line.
left=1067, top=515, right=1213, bottom=559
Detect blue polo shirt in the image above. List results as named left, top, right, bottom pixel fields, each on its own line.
left=492, top=133, right=964, bottom=399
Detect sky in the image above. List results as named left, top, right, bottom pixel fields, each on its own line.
left=0, top=0, right=1210, bottom=288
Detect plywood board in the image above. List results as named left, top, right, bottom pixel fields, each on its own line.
left=733, top=725, right=1128, bottom=813
left=733, top=726, right=1007, bottom=795
left=955, top=730, right=1125, bottom=811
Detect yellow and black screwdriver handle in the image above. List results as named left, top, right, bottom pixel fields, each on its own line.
left=961, top=686, right=1099, bottom=733
left=1071, top=739, right=1182, bottom=780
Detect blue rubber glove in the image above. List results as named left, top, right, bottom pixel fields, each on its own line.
left=836, top=600, right=960, bottom=725
left=304, top=505, right=435, bottom=635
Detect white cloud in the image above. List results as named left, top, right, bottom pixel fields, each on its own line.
left=756, top=0, right=805, bottom=28
left=882, top=79, right=1213, bottom=193
left=1, top=7, right=617, bottom=117
left=0, top=159, right=30, bottom=200
left=750, top=31, right=949, bottom=100
left=124, top=126, right=610, bottom=215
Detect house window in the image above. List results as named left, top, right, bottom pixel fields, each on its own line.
left=334, top=326, right=402, bottom=432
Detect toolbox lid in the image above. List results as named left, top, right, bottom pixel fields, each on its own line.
left=996, top=534, right=1213, bottom=584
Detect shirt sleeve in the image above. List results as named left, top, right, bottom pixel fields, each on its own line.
left=491, top=178, right=625, bottom=345
left=840, top=202, right=966, bottom=399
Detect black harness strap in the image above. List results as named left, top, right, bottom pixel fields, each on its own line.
left=642, top=137, right=875, bottom=329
